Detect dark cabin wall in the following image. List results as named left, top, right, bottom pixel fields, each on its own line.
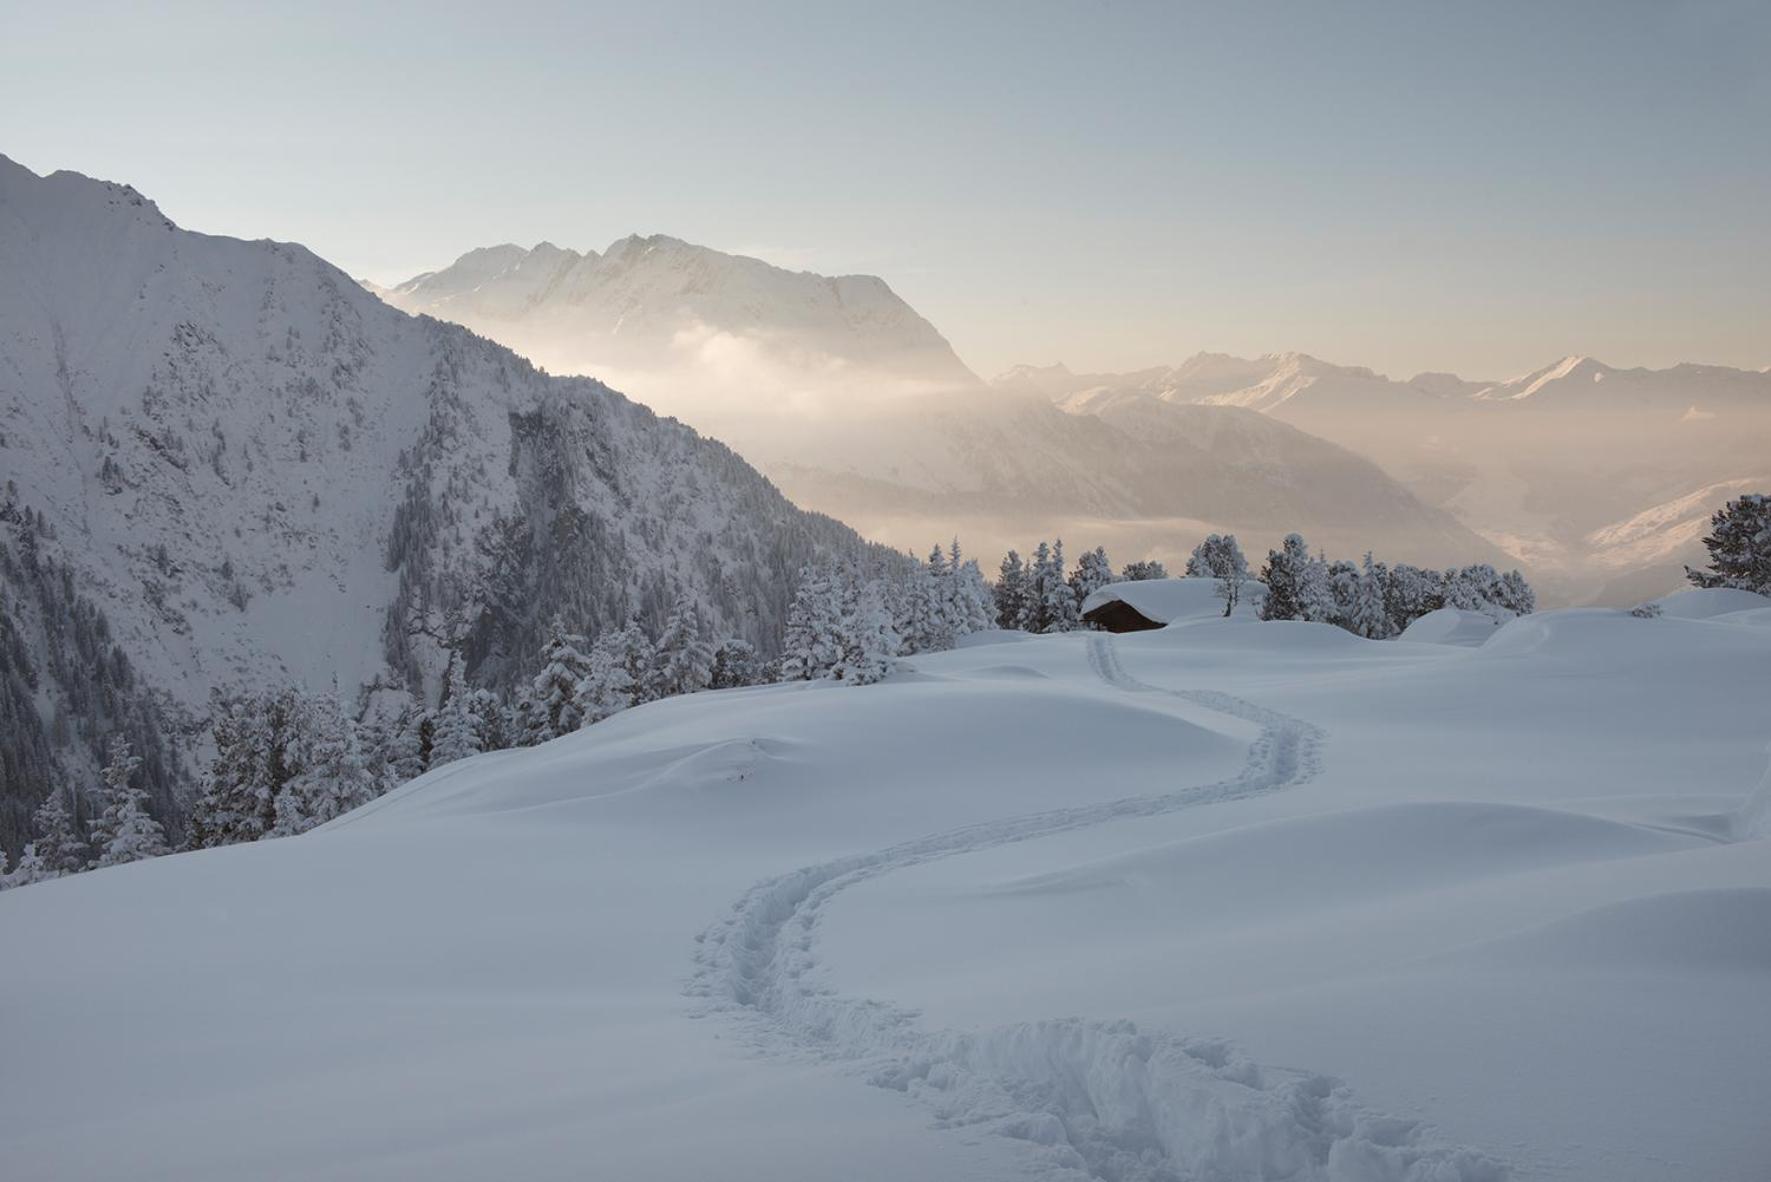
left=1081, top=600, right=1163, bottom=633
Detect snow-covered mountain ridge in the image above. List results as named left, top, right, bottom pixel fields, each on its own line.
left=381, top=235, right=979, bottom=388
left=0, top=155, right=888, bottom=849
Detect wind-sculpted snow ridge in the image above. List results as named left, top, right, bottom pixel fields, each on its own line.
left=689, top=636, right=1507, bottom=1181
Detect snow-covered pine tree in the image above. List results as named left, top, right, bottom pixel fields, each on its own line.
left=1258, top=534, right=1311, bottom=621
left=951, top=554, right=995, bottom=637
left=995, top=550, right=1031, bottom=631
left=709, top=638, right=760, bottom=689
left=1296, top=550, right=1336, bottom=623
left=835, top=581, right=901, bottom=685
left=273, top=695, right=376, bottom=836
left=28, top=788, right=87, bottom=877
left=4, top=842, right=54, bottom=888
left=782, top=563, right=845, bottom=680
left=913, top=544, right=956, bottom=653
left=1346, top=553, right=1396, bottom=639
left=528, top=616, right=592, bottom=741
left=1045, top=540, right=1079, bottom=631
left=1120, top=559, right=1168, bottom=582
left=1493, top=569, right=1536, bottom=617
left=468, top=689, right=513, bottom=753
left=1068, top=546, right=1115, bottom=623
left=1326, top=558, right=1361, bottom=628
left=575, top=631, right=625, bottom=723
left=383, top=702, right=433, bottom=783
left=1382, top=563, right=1443, bottom=633
left=94, top=735, right=168, bottom=867
left=653, top=598, right=714, bottom=698
left=429, top=658, right=482, bottom=768
left=616, top=623, right=660, bottom=704
left=1442, top=564, right=1510, bottom=621
left=1685, top=493, right=1771, bottom=594
left=1020, top=541, right=1066, bottom=633
left=188, top=688, right=307, bottom=847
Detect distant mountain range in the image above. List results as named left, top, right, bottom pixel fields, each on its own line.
left=996, top=352, right=1770, bottom=600
left=372, top=241, right=1508, bottom=575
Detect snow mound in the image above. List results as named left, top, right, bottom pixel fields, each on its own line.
left=1081, top=577, right=1266, bottom=625
left=1399, top=607, right=1501, bottom=646
left=967, top=665, right=1051, bottom=681
left=1733, top=744, right=1771, bottom=840
left=1650, top=587, right=1771, bottom=619
left=954, top=629, right=1032, bottom=648
left=992, top=801, right=1696, bottom=915
left=1136, top=617, right=1375, bottom=655
left=1480, top=607, right=1771, bottom=673
left=1454, top=888, right=1771, bottom=974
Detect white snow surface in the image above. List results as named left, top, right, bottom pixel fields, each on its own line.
left=4, top=604, right=1769, bottom=1180
left=1397, top=607, right=1502, bottom=646
left=1649, top=586, right=1771, bottom=619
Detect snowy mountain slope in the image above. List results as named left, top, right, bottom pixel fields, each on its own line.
left=3, top=597, right=1767, bottom=1179
left=382, top=235, right=979, bottom=389
left=0, top=156, right=887, bottom=840
left=1000, top=352, right=1770, bottom=602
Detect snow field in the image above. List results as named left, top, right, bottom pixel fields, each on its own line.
left=3, top=593, right=1768, bottom=1179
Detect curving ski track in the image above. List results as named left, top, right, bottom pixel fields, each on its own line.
left=689, top=634, right=1507, bottom=1181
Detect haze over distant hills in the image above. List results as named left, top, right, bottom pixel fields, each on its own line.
left=379, top=240, right=1765, bottom=600
left=998, top=352, right=1771, bottom=602
left=376, top=241, right=1509, bottom=577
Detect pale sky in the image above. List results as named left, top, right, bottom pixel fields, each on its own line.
left=3, top=0, right=1767, bottom=380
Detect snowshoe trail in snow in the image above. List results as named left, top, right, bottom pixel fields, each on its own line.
left=689, top=635, right=1507, bottom=1181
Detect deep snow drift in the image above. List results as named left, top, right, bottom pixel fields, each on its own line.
left=3, top=589, right=1768, bottom=1180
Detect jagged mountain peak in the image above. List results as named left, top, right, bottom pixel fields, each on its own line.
left=380, top=232, right=979, bottom=387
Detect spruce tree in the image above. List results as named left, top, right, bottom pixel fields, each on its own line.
left=835, top=582, right=901, bottom=685
left=430, top=659, right=482, bottom=768
left=995, top=550, right=1031, bottom=631
left=94, top=735, right=168, bottom=867
left=272, top=695, right=375, bottom=836
left=578, top=629, right=638, bottom=722
left=1347, top=554, right=1396, bottom=639
left=529, top=616, right=592, bottom=740
left=654, top=598, right=715, bottom=697
left=1259, top=534, right=1312, bottom=621
left=782, top=563, right=844, bottom=680
left=709, top=639, right=760, bottom=689
left=30, top=787, right=88, bottom=876
left=1068, top=546, right=1116, bottom=621
left=6, top=842, right=54, bottom=888
left=952, top=556, right=995, bottom=637
left=1686, top=493, right=1771, bottom=594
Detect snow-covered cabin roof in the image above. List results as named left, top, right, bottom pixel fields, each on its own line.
left=1080, top=577, right=1267, bottom=627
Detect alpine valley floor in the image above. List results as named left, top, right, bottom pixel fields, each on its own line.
left=3, top=584, right=1769, bottom=1181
